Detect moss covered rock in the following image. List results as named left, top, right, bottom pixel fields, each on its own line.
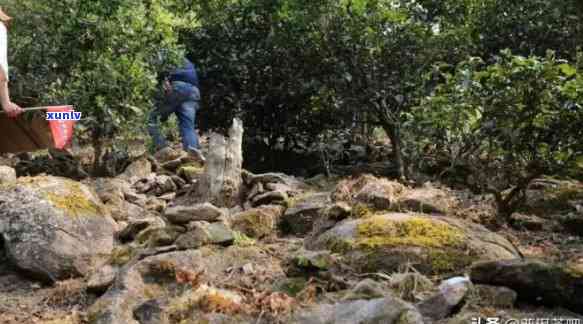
left=306, top=213, right=519, bottom=275
left=178, top=164, right=205, bottom=182
left=231, top=205, right=285, bottom=239
left=0, top=176, right=116, bottom=282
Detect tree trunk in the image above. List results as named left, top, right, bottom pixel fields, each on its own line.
left=200, top=118, right=244, bottom=208
left=385, top=125, right=405, bottom=180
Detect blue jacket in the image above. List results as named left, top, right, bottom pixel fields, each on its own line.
left=168, top=58, right=199, bottom=88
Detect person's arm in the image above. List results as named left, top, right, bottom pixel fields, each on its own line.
left=0, top=22, right=21, bottom=118
left=0, top=72, right=21, bottom=118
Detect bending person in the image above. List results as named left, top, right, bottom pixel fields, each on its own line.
left=148, top=56, right=204, bottom=162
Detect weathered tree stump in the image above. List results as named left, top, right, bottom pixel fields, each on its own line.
left=200, top=118, right=244, bottom=208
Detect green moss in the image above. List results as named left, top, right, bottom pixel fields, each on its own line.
left=108, top=246, right=137, bottom=266
left=426, top=250, right=476, bottom=274
left=396, top=310, right=422, bottom=324
left=351, top=203, right=376, bottom=219
left=274, top=277, right=309, bottom=297
left=233, top=211, right=273, bottom=238
left=178, top=164, right=205, bottom=180
left=294, top=251, right=334, bottom=270
left=327, top=237, right=356, bottom=254
left=355, top=215, right=466, bottom=249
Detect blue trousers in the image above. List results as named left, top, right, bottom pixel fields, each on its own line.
left=148, top=81, right=201, bottom=150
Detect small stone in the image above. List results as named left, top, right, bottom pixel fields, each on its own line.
left=145, top=198, right=166, bottom=213
left=87, top=265, right=117, bottom=293
left=175, top=222, right=234, bottom=249
left=161, top=158, right=183, bottom=171
left=252, top=190, right=288, bottom=207
left=265, top=182, right=295, bottom=195
left=164, top=203, right=224, bottom=224
left=120, top=158, right=152, bottom=181
left=242, top=263, right=254, bottom=275
left=158, top=192, right=176, bottom=201
left=416, top=276, right=472, bottom=320
left=154, top=147, right=186, bottom=163
left=510, top=213, right=545, bottom=231
left=281, top=193, right=330, bottom=235
left=136, top=226, right=185, bottom=248
left=124, top=191, right=148, bottom=207
left=117, top=218, right=165, bottom=242
left=247, top=182, right=265, bottom=200
left=154, top=175, right=177, bottom=195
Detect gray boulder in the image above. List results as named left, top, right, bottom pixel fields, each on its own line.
left=470, top=259, right=583, bottom=313
left=306, top=213, right=520, bottom=275
left=0, top=176, right=116, bottom=282
left=293, top=295, right=424, bottom=324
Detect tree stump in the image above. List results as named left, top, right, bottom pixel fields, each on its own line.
left=200, top=118, right=244, bottom=208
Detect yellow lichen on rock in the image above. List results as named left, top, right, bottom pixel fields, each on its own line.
left=356, top=215, right=466, bottom=249
left=18, top=176, right=103, bottom=217
left=45, top=190, right=102, bottom=217
left=351, top=203, right=377, bottom=218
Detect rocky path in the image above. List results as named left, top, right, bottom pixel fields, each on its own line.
left=1, top=126, right=583, bottom=323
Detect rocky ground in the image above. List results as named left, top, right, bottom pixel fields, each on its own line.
left=0, top=131, right=582, bottom=324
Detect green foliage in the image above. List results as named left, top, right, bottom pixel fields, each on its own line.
left=417, top=50, right=583, bottom=220
left=3, top=0, right=582, bottom=186
left=7, top=0, right=194, bottom=168
left=469, top=0, right=583, bottom=61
